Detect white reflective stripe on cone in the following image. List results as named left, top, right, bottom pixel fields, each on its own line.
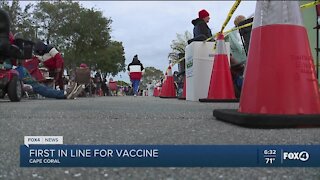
left=253, top=1, right=303, bottom=29
left=216, top=40, right=227, bottom=55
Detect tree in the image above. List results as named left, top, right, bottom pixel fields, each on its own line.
left=117, top=80, right=129, bottom=86
left=32, top=1, right=125, bottom=74
left=93, top=41, right=126, bottom=76
left=0, top=0, right=21, bottom=32
left=168, top=31, right=192, bottom=63
left=141, top=66, right=163, bottom=89
left=1, top=1, right=126, bottom=76
left=33, top=1, right=84, bottom=48
left=0, top=0, right=35, bottom=39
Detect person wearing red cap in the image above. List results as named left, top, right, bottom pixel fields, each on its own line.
left=80, top=63, right=88, bottom=68
left=190, top=9, right=213, bottom=42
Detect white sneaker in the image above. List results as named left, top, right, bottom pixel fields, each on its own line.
left=134, top=94, right=137, bottom=97
left=66, top=82, right=77, bottom=95
left=70, top=84, right=84, bottom=99
left=66, top=88, right=77, bottom=99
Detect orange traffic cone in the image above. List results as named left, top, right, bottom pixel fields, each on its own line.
left=159, top=72, right=167, bottom=97
left=160, top=66, right=176, bottom=98
left=178, top=75, right=186, bottom=100
left=153, top=87, right=158, bottom=97
left=213, top=1, right=320, bottom=128
left=199, top=33, right=238, bottom=102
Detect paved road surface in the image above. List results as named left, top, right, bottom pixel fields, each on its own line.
left=0, top=96, right=319, bottom=179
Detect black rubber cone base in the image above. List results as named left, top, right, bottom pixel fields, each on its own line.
left=213, top=109, right=320, bottom=128
left=199, top=98, right=239, bottom=103
left=159, top=96, right=176, bottom=99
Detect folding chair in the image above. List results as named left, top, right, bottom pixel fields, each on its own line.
left=75, top=67, right=91, bottom=96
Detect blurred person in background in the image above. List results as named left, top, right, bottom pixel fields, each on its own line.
left=127, top=54, right=144, bottom=97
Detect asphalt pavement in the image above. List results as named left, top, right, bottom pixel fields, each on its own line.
left=0, top=96, right=319, bottom=180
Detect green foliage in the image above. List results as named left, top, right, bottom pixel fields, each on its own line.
left=0, top=0, right=35, bottom=39
left=117, top=80, right=129, bottom=86
left=100, top=41, right=126, bottom=76
left=33, top=1, right=82, bottom=45
left=168, top=31, right=192, bottom=62
left=1, top=0, right=125, bottom=76
left=141, top=66, right=163, bottom=88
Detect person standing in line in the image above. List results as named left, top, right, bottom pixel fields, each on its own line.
left=226, top=15, right=247, bottom=63
left=127, top=54, right=144, bottom=97
left=190, top=9, right=213, bottom=42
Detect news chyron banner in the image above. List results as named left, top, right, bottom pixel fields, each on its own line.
left=21, top=136, right=320, bottom=167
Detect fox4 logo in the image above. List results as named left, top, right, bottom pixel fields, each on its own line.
left=283, top=151, right=309, bottom=162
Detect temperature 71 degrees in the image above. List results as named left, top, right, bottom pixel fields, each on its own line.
left=265, top=157, right=275, bottom=164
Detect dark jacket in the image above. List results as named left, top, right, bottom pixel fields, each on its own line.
left=34, top=41, right=64, bottom=70
left=190, top=18, right=213, bottom=42
left=127, top=56, right=144, bottom=80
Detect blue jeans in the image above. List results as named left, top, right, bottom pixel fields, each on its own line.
left=16, top=66, right=65, bottom=99
left=31, top=83, right=66, bottom=99
left=131, top=79, right=140, bottom=95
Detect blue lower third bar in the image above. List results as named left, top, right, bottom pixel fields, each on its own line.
left=20, top=145, right=320, bottom=167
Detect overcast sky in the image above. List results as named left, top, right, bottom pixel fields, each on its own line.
left=52, top=1, right=257, bottom=82
left=77, top=1, right=256, bottom=82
